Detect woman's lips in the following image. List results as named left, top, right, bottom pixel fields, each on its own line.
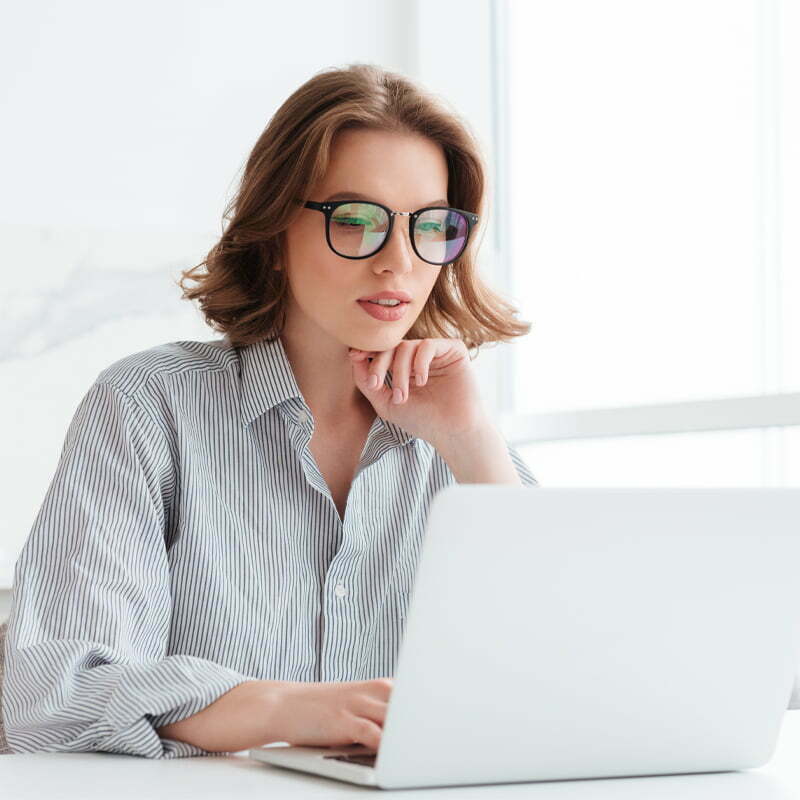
left=356, top=300, right=410, bottom=321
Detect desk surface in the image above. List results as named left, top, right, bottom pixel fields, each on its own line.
left=3, top=713, right=800, bottom=799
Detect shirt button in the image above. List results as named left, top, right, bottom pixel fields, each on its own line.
left=297, top=410, right=309, bottom=425
left=334, top=583, right=347, bottom=598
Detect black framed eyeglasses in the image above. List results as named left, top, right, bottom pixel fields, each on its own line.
left=303, top=199, right=479, bottom=266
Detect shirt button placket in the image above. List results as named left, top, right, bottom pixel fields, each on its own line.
left=325, top=582, right=349, bottom=681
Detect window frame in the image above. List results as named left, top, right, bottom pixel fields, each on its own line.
left=415, top=0, right=797, bottom=483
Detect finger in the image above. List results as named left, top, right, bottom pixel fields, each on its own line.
left=348, top=351, right=371, bottom=379
left=350, top=351, right=391, bottom=404
left=426, top=338, right=468, bottom=372
left=369, top=348, right=395, bottom=393
left=350, top=716, right=383, bottom=751
left=363, top=677, right=394, bottom=699
left=411, top=339, right=437, bottom=386
left=352, top=695, right=389, bottom=727
left=389, top=341, right=417, bottom=404
left=350, top=354, right=383, bottom=400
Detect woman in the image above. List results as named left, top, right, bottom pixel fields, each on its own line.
left=1, top=63, right=538, bottom=759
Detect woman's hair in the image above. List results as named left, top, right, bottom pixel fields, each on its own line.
left=177, top=62, right=531, bottom=355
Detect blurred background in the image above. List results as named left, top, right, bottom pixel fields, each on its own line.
left=2, top=0, right=799, bottom=619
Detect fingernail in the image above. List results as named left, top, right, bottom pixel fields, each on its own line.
left=415, top=374, right=422, bottom=386
left=370, top=374, right=379, bottom=389
left=393, top=388, right=402, bottom=404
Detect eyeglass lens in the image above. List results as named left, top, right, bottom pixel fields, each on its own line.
left=329, top=202, right=468, bottom=264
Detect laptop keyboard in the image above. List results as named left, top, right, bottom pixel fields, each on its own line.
left=323, top=752, right=377, bottom=768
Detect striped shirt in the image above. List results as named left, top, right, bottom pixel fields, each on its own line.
left=2, top=334, right=538, bottom=759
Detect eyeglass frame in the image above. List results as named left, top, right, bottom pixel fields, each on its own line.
left=303, top=199, right=479, bottom=266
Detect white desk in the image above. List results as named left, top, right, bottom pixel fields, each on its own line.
left=3, top=713, right=800, bottom=799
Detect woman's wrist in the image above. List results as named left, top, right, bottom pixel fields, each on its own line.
left=435, top=422, right=523, bottom=486
left=156, top=679, right=291, bottom=753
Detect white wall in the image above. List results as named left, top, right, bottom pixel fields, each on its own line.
left=0, top=0, right=410, bottom=595
left=0, top=0, right=503, bottom=608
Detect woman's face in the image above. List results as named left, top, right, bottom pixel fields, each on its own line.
left=281, top=127, right=450, bottom=353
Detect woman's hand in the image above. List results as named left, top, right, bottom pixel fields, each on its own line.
left=348, top=338, right=490, bottom=447
left=269, top=677, right=394, bottom=751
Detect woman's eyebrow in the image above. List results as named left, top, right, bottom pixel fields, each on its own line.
left=323, top=191, right=450, bottom=207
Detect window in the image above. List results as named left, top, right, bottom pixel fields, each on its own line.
left=493, top=0, right=800, bottom=486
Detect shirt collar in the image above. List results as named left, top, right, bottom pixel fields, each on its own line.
left=237, top=334, right=302, bottom=423
left=235, top=334, right=415, bottom=448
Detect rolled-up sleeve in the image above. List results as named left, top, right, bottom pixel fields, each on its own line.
left=2, top=380, right=254, bottom=758
left=507, top=443, right=539, bottom=487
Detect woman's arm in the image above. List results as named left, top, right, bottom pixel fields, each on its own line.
left=437, top=424, right=523, bottom=486
left=3, top=380, right=255, bottom=758
left=156, top=680, right=287, bottom=753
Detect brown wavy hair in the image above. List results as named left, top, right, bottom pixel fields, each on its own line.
left=177, top=62, right=532, bottom=356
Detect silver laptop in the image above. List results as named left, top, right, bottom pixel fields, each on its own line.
left=249, top=486, right=800, bottom=790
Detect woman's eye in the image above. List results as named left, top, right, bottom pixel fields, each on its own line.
left=333, top=217, right=368, bottom=228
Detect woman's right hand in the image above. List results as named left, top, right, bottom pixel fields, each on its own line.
left=265, top=677, right=394, bottom=752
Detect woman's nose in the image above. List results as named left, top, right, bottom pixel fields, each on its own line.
left=380, top=217, right=415, bottom=267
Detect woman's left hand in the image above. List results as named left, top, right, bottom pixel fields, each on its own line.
left=348, top=338, right=491, bottom=447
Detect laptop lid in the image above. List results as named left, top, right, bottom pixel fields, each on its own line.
left=374, top=487, right=800, bottom=790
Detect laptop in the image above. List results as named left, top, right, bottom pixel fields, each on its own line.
left=249, top=486, right=800, bottom=790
